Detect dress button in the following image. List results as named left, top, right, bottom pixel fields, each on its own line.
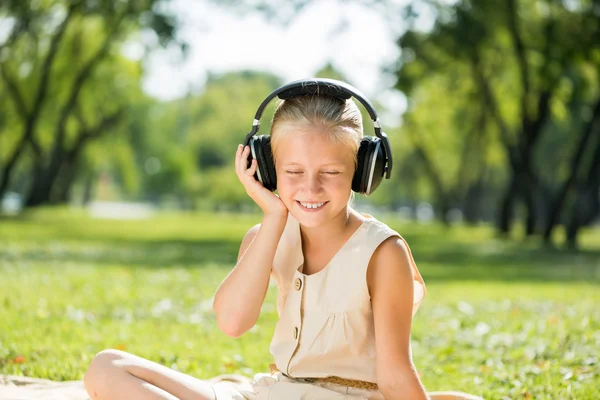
left=294, top=278, right=303, bottom=291
left=294, top=327, right=299, bottom=339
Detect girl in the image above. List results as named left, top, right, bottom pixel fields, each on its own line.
left=84, top=80, right=483, bottom=400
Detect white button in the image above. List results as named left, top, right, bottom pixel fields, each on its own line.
left=294, top=278, right=302, bottom=291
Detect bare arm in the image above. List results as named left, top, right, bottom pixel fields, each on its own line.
left=213, top=144, right=290, bottom=337
left=213, top=213, right=287, bottom=338
left=368, top=237, right=430, bottom=400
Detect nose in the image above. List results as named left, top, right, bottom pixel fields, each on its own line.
left=304, top=173, right=323, bottom=195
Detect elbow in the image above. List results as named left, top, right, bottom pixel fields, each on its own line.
left=218, top=322, right=246, bottom=338
left=213, top=299, right=250, bottom=338
left=216, top=315, right=247, bottom=338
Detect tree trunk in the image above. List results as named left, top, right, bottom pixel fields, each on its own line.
left=463, top=178, right=485, bottom=224
left=498, top=171, right=519, bottom=235
left=565, top=134, right=600, bottom=248
left=523, top=177, right=536, bottom=236
left=82, top=171, right=96, bottom=206
left=543, top=97, right=600, bottom=243
left=435, top=198, right=452, bottom=226
left=0, top=129, right=29, bottom=198
left=25, top=144, right=66, bottom=207
left=53, top=157, right=78, bottom=204
left=566, top=186, right=599, bottom=249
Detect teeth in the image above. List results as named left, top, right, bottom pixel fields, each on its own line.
left=299, top=201, right=325, bottom=209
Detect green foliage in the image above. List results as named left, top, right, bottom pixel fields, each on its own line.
left=3, top=0, right=599, bottom=241
left=128, top=71, right=283, bottom=207
left=0, top=0, right=182, bottom=204
left=390, top=0, right=600, bottom=227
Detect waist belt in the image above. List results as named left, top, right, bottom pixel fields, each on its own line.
left=269, top=363, right=379, bottom=391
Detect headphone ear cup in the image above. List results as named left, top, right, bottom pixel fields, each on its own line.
left=261, top=137, right=277, bottom=191
left=352, top=137, right=386, bottom=195
left=352, top=138, right=370, bottom=193
left=250, top=135, right=277, bottom=192
left=365, top=140, right=386, bottom=195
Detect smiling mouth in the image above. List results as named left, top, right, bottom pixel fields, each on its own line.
left=296, top=200, right=328, bottom=211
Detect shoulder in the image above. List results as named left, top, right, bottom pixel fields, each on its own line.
left=366, top=234, right=413, bottom=299
left=368, top=234, right=410, bottom=270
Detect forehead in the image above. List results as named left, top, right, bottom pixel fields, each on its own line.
left=273, top=125, right=354, bottom=166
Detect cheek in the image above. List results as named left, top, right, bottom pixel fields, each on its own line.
left=275, top=175, right=294, bottom=197
left=332, top=178, right=353, bottom=196
left=328, top=173, right=354, bottom=190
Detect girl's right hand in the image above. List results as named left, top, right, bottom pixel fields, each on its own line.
left=235, top=144, right=288, bottom=218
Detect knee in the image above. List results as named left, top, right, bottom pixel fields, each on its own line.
left=84, top=349, right=128, bottom=395
left=86, top=349, right=128, bottom=375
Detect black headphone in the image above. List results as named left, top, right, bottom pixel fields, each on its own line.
left=243, top=78, right=393, bottom=196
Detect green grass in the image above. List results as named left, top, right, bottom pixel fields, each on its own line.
left=1, top=207, right=599, bottom=399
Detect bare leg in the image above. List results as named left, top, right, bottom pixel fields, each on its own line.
left=84, top=349, right=217, bottom=400
left=429, top=391, right=484, bottom=400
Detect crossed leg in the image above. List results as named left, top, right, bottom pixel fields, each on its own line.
left=84, top=349, right=216, bottom=400
left=83, top=349, right=483, bottom=400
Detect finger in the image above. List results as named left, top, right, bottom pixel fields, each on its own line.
left=245, top=158, right=258, bottom=176
left=235, top=144, right=245, bottom=177
left=234, top=144, right=241, bottom=172
left=243, top=162, right=258, bottom=188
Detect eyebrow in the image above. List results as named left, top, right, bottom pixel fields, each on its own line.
left=281, top=162, right=345, bottom=167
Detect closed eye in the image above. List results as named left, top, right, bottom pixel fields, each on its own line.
left=284, top=170, right=340, bottom=175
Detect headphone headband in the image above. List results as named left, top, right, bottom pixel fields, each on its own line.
left=243, top=78, right=392, bottom=179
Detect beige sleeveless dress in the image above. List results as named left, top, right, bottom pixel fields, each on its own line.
left=212, top=212, right=426, bottom=399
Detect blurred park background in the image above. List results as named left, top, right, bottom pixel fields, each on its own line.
left=1, top=0, right=599, bottom=399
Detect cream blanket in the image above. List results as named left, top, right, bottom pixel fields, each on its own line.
left=0, top=375, right=89, bottom=400
left=0, top=373, right=251, bottom=400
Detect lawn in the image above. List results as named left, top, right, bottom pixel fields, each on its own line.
left=0, top=207, right=598, bottom=399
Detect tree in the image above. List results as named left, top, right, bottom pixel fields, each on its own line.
left=0, top=0, right=183, bottom=206
left=391, top=0, right=600, bottom=243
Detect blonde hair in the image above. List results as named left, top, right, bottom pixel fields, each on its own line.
left=269, top=95, right=364, bottom=167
